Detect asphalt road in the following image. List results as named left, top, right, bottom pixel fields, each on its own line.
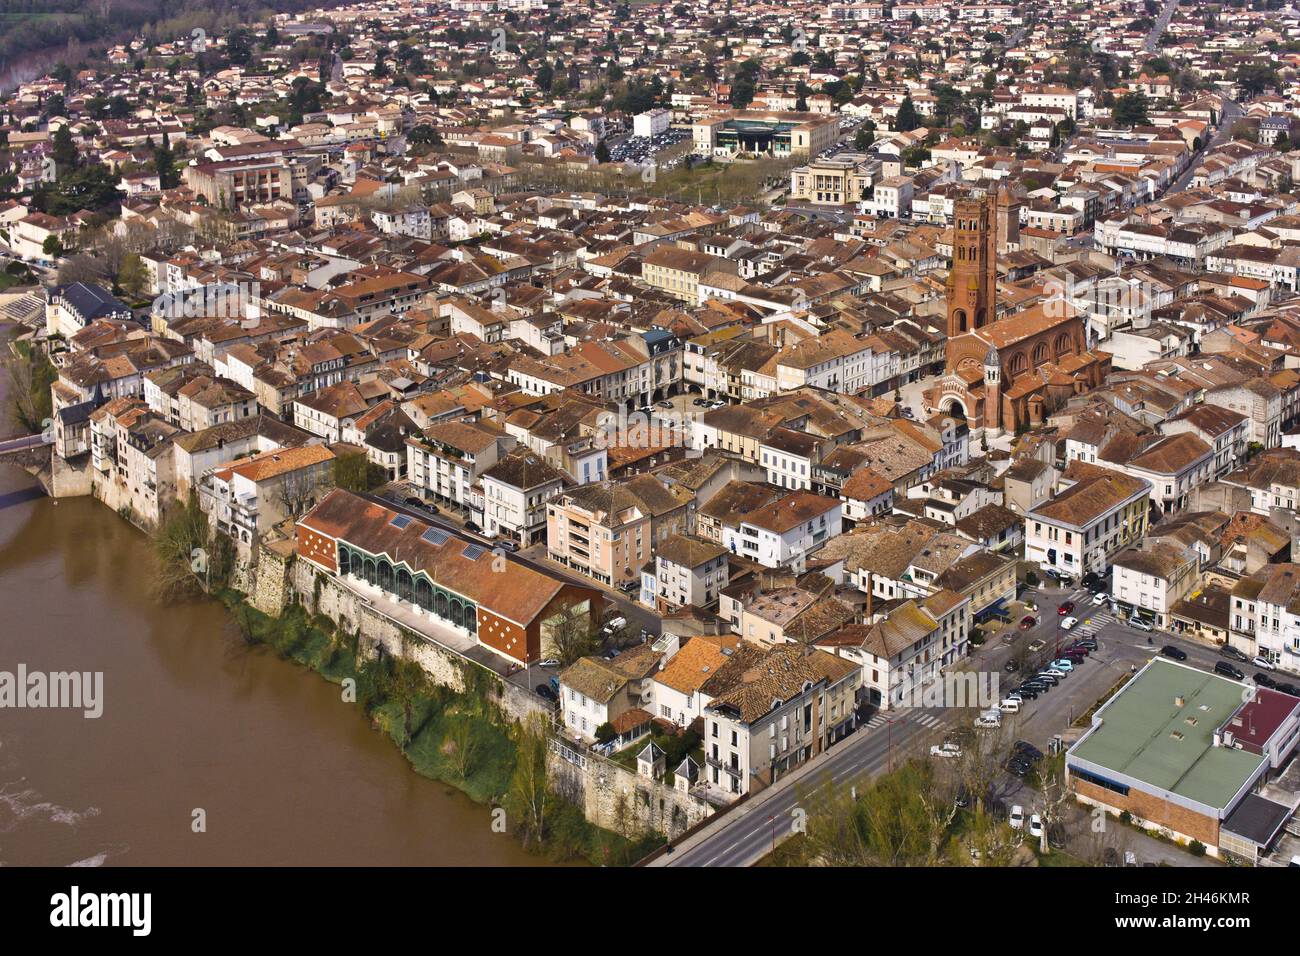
left=0, top=432, right=49, bottom=455
left=1162, top=97, right=1241, bottom=197
left=1145, top=0, right=1179, bottom=53
left=657, top=704, right=946, bottom=867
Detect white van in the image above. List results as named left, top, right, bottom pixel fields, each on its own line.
left=999, top=698, right=1021, bottom=714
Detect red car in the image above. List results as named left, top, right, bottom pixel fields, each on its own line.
left=1058, top=601, right=1075, bottom=615
left=1019, top=615, right=1038, bottom=630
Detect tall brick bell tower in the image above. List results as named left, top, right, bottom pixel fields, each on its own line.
left=945, top=189, right=998, bottom=341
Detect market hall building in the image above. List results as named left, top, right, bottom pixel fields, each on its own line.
left=297, top=488, right=603, bottom=665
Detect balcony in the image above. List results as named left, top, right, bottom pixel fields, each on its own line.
left=705, top=754, right=743, bottom=778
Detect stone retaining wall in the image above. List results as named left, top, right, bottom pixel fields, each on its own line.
left=547, top=737, right=713, bottom=841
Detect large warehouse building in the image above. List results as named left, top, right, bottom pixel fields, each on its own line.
left=1066, top=658, right=1300, bottom=862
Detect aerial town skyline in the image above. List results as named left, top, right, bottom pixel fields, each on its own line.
left=0, top=0, right=1295, bottom=924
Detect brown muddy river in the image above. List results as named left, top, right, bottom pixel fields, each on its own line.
left=0, top=323, right=541, bottom=866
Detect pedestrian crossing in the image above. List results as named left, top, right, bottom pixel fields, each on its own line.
left=1070, top=611, right=1116, bottom=642
left=864, top=710, right=944, bottom=730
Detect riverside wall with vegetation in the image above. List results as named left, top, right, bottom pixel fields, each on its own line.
left=145, top=515, right=666, bottom=864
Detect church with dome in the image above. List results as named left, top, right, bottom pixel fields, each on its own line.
left=924, top=188, right=1110, bottom=437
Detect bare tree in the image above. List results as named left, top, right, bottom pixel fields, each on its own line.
left=544, top=602, right=602, bottom=666
left=56, top=254, right=111, bottom=286
left=955, top=712, right=1018, bottom=815
left=506, top=713, right=553, bottom=847
left=1037, top=755, right=1074, bottom=856
left=446, top=718, right=480, bottom=780
left=274, top=466, right=329, bottom=521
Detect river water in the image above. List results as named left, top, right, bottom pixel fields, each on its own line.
left=0, top=323, right=541, bottom=866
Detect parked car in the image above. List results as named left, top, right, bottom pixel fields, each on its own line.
left=1091, top=593, right=1107, bottom=605
left=1276, top=682, right=1300, bottom=697
left=464, top=521, right=482, bottom=534
left=974, top=713, right=1002, bottom=729
left=1027, top=639, right=1046, bottom=653
left=692, top=397, right=710, bottom=407
left=1012, top=740, right=1044, bottom=763
left=1033, top=673, right=1059, bottom=686
left=494, top=539, right=518, bottom=553
left=1219, top=645, right=1249, bottom=662
left=1214, top=661, right=1245, bottom=680
left=1009, top=805, right=1025, bottom=830
left=1064, top=642, right=1090, bottom=657
left=1004, top=658, right=1020, bottom=673
left=1130, top=618, right=1153, bottom=632
left=536, top=658, right=559, bottom=668
left=656, top=400, right=674, bottom=409
left=1254, top=672, right=1277, bottom=688
left=930, top=742, right=962, bottom=759
left=1160, top=645, right=1187, bottom=661
left=1029, top=814, right=1044, bottom=839
left=1060, top=617, right=1078, bottom=631
left=1253, top=656, right=1276, bottom=671
left=1019, top=615, right=1037, bottom=630
left=1014, top=684, right=1041, bottom=700
left=999, top=698, right=1022, bottom=714
left=1006, top=756, right=1031, bottom=777
left=535, top=684, right=558, bottom=702
left=1050, top=659, right=1075, bottom=672
left=1042, top=667, right=1068, bottom=679
left=1074, top=637, right=1098, bottom=650
left=1058, top=601, right=1075, bottom=615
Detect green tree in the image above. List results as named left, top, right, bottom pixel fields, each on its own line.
left=153, top=133, right=178, bottom=190
left=1234, top=62, right=1280, bottom=98
left=1112, top=92, right=1149, bottom=127
left=117, top=253, right=147, bottom=298
left=51, top=124, right=79, bottom=170
left=896, top=95, right=921, bottom=132
left=330, top=451, right=383, bottom=493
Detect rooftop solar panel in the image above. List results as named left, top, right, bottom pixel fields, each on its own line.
left=421, top=527, right=450, bottom=546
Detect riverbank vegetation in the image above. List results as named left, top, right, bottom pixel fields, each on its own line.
left=4, top=337, right=55, bottom=435
left=765, top=760, right=1037, bottom=867
left=215, top=592, right=661, bottom=865
left=151, top=491, right=235, bottom=600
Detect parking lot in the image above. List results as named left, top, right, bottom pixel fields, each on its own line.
left=606, top=127, right=692, bottom=171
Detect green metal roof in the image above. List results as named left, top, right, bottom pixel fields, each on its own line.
left=1070, top=659, right=1264, bottom=810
